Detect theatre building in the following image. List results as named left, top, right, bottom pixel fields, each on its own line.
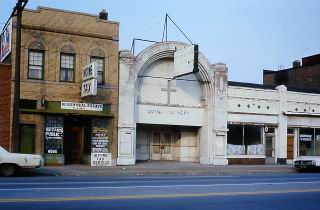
left=0, top=7, right=119, bottom=165
left=117, top=41, right=320, bottom=165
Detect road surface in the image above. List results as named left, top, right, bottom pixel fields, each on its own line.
left=0, top=173, right=319, bottom=209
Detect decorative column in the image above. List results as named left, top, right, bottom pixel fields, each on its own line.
left=276, top=85, right=288, bottom=164
left=211, top=63, right=228, bottom=165
left=117, top=50, right=136, bottom=165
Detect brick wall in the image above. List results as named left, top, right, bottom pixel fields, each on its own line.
left=263, top=63, right=320, bottom=91
left=0, top=64, right=12, bottom=150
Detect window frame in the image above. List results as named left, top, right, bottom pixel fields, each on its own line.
left=27, top=49, right=44, bottom=80
left=60, top=53, right=75, bottom=82
left=90, top=56, right=105, bottom=85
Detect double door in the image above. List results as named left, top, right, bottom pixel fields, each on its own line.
left=151, top=131, right=173, bottom=160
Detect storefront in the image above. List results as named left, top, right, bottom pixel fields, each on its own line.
left=21, top=101, right=114, bottom=166
left=298, top=127, right=320, bottom=156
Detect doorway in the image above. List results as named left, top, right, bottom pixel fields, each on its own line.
left=151, top=131, right=173, bottom=160
left=19, top=124, right=35, bottom=154
left=64, top=127, right=81, bottom=164
left=265, top=135, right=275, bottom=164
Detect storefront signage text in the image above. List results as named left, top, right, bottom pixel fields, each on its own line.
left=44, top=116, right=63, bottom=154
left=91, top=153, right=111, bottom=166
left=61, top=102, right=103, bottom=112
left=137, top=104, right=204, bottom=126
left=91, top=128, right=108, bottom=153
left=299, top=134, right=312, bottom=142
left=81, top=61, right=98, bottom=97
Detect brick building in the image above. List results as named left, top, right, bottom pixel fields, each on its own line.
left=0, top=7, right=119, bottom=165
left=0, top=64, right=11, bottom=150
left=263, top=54, right=320, bottom=91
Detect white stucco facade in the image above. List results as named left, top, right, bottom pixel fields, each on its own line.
left=117, top=41, right=320, bottom=165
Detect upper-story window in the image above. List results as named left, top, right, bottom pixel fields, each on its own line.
left=28, top=50, right=44, bottom=79
left=27, top=41, right=45, bottom=80
left=60, top=53, right=75, bottom=82
left=60, top=45, right=76, bottom=82
left=90, top=48, right=105, bottom=85
left=90, top=56, right=104, bottom=84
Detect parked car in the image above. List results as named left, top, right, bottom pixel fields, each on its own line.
left=293, top=156, right=320, bottom=170
left=0, top=146, right=43, bottom=176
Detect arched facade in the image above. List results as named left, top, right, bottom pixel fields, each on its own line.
left=117, top=42, right=228, bottom=165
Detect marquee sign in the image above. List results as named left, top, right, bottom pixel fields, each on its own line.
left=0, top=18, right=12, bottom=62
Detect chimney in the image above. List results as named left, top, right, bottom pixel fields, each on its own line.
left=99, top=9, right=108, bottom=20
left=292, top=60, right=301, bottom=68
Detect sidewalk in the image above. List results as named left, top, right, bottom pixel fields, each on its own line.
left=35, top=161, right=297, bottom=176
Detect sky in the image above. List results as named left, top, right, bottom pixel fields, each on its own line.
left=1, top=0, right=319, bottom=83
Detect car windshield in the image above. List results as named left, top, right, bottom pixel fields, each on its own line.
left=0, top=146, right=9, bottom=154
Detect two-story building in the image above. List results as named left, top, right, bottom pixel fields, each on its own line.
left=0, top=7, right=119, bottom=166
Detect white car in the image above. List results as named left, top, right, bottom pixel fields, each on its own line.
left=293, top=156, right=320, bottom=170
left=0, top=146, right=44, bottom=176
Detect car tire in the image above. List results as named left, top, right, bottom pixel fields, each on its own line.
left=0, top=164, right=17, bottom=177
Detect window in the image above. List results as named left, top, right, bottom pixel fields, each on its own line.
left=227, top=125, right=264, bottom=155
left=90, top=57, right=104, bottom=84
left=28, top=50, right=44, bottom=79
left=60, top=53, right=75, bottom=82
left=299, top=128, right=320, bottom=156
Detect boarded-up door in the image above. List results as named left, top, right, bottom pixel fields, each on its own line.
left=19, top=124, right=35, bottom=154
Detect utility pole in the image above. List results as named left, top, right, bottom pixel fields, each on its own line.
left=12, top=0, right=28, bottom=152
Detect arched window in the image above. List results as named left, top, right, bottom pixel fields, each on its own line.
left=60, top=45, right=76, bottom=82
left=28, top=42, right=45, bottom=80
left=90, top=49, right=105, bottom=85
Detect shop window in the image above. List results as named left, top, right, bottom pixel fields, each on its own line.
left=299, top=128, right=315, bottom=156
left=90, top=56, right=104, bottom=85
left=227, top=125, right=264, bottom=155
left=315, top=129, right=320, bottom=156
left=28, top=50, right=44, bottom=79
left=60, top=53, right=75, bottom=82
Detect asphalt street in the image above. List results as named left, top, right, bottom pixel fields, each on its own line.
left=0, top=173, right=320, bottom=210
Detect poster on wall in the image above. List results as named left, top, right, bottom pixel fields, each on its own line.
left=91, top=119, right=110, bottom=166
left=44, top=116, right=63, bottom=154
left=1, top=18, right=12, bottom=62
left=91, top=128, right=108, bottom=153
left=91, top=153, right=111, bottom=166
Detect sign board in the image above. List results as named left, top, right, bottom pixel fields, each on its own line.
left=82, top=61, right=98, bottom=81
left=1, top=18, right=12, bottom=62
left=91, top=128, right=108, bottom=153
left=299, top=134, right=312, bottom=142
left=44, top=116, right=63, bottom=154
left=316, top=135, right=320, bottom=141
left=81, top=79, right=97, bottom=97
left=81, top=61, right=98, bottom=97
left=174, top=44, right=198, bottom=77
left=91, top=153, right=111, bottom=166
left=61, top=102, right=103, bottom=111
left=137, top=104, right=204, bottom=126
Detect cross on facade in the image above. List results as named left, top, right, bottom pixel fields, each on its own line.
left=161, top=80, right=177, bottom=105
